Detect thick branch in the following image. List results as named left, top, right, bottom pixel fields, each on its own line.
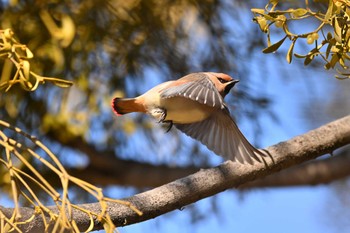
left=241, top=150, right=350, bottom=188
left=66, top=150, right=350, bottom=188
left=5, top=115, right=350, bottom=232
left=22, top=148, right=350, bottom=190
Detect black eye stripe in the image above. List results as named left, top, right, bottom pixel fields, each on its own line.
left=218, top=77, right=227, bottom=83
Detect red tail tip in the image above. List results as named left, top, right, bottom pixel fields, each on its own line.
left=111, top=98, right=123, bottom=116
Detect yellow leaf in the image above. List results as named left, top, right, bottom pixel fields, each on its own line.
left=52, top=80, right=74, bottom=88
left=25, top=48, right=34, bottom=59
left=21, top=60, right=30, bottom=80
left=251, top=8, right=265, bottom=15
left=262, top=36, right=287, bottom=53
left=291, top=8, right=308, bottom=17
left=286, top=40, right=295, bottom=64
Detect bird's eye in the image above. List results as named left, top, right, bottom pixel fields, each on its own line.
left=218, top=77, right=227, bottom=83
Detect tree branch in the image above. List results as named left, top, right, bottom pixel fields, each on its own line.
left=240, top=150, right=350, bottom=188
left=65, top=149, right=350, bottom=188
left=4, top=115, right=350, bottom=232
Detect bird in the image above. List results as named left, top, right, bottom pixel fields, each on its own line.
left=112, top=72, right=265, bottom=164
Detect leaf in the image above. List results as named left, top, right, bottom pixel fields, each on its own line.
left=325, top=42, right=333, bottom=59
left=335, top=74, right=350, bottom=80
left=60, top=14, right=76, bottom=47
left=304, top=54, right=314, bottom=66
left=335, top=69, right=350, bottom=77
left=251, top=8, right=265, bottom=14
left=52, top=80, right=74, bottom=88
left=324, top=0, right=334, bottom=22
left=329, top=53, right=340, bottom=68
left=339, top=56, right=345, bottom=68
left=19, top=79, right=33, bottom=91
left=21, top=60, right=30, bottom=80
left=333, top=17, right=342, bottom=43
left=286, top=40, right=296, bottom=63
left=40, top=76, right=73, bottom=88
left=262, top=36, right=287, bottom=53
left=292, top=8, right=308, bottom=17
left=327, top=32, right=332, bottom=40
left=294, top=53, right=307, bottom=58
left=25, top=48, right=34, bottom=59
left=324, top=62, right=331, bottom=70
left=255, top=16, right=268, bottom=32
left=325, top=37, right=336, bottom=59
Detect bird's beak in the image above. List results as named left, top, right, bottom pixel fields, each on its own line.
left=224, top=79, right=239, bottom=94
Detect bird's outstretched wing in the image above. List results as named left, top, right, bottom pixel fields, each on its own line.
left=160, top=73, right=225, bottom=109
left=174, top=110, right=266, bottom=164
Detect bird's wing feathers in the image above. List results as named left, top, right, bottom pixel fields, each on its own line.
left=160, top=73, right=225, bottom=109
left=175, top=110, right=265, bottom=164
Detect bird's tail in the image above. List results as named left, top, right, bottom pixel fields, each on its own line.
left=112, top=97, right=145, bottom=116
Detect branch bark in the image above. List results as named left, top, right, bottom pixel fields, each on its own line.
left=241, top=149, right=350, bottom=188
left=4, top=115, right=350, bottom=232
left=65, top=149, right=350, bottom=188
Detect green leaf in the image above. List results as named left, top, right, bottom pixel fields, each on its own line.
left=286, top=40, right=296, bottom=63
left=262, top=36, right=287, bottom=53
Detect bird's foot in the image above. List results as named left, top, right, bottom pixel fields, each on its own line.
left=150, top=108, right=167, bottom=123
left=150, top=108, right=173, bottom=132
left=164, top=120, right=173, bottom=132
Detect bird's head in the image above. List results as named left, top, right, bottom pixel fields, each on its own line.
left=206, top=72, right=239, bottom=97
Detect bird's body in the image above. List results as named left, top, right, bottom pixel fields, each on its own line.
left=156, top=96, right=215, bottom=123
left=112, top=72, right=265, bottom=164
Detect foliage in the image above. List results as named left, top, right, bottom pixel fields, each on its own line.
left=0, top=120, right=141, bottom=232
left=0, top=21, right=141, bottom=233
left=252, top=0, right=350, bottom=79
left=0, top=29, right=73, bottom=91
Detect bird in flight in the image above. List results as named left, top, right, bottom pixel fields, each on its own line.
left=112, top=72, right=265, bottom=164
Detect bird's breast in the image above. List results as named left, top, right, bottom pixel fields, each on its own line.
left=159, top=97, right=215, bottom=124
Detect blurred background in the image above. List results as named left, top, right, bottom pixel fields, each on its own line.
left=0, top=0, right=349, bottom=232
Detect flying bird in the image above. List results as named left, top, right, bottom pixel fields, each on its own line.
left=112, top=72, right=265, bottom=164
